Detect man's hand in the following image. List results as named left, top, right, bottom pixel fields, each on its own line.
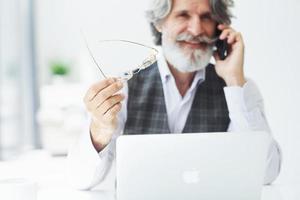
left=213, top=24, right=246, bottom=87
left=83, top=78, right=125, bottom=152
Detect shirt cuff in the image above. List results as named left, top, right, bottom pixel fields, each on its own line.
left=98, top=139, right=114, bottom=159
left=223, top=79, right=263, bottom=113
left=82, top=128, right=114, bottom=162
left=223, top=85, right=247, bottom=113
left=77, top=128, right=104, bottom=162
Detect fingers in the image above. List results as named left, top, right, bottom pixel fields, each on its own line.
left=213, top=51, right=221, bottom=62
left=217, top=24, right=228, bottom=30
left=96, top=94, right=125, bottom=115
left=227, top=32, right=240, bottom=44
left=85, top=80, right=124, bottom=111
left=217, top=25, right=243, bottom=45
left=84, top=78, right=116, bottom=102
left=93, top=101, right=122, bottom=124
left=91, top=81, right=123, bottom=109
left=219, top=28, right=232, bottom=40
left=89, top=94, right=124, bottom=126
left=103, top=103, right=122, bottom=122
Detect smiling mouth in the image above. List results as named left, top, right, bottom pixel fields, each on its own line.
left=178, top=41, right=208, bottom=50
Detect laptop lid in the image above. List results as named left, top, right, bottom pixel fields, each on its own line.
left=116, top=131, right=271, bottom=200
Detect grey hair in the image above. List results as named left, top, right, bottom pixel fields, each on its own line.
left=145, top=0, right=235, bottom=45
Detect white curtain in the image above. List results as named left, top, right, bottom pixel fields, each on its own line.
left=0, top=0, right=40, bottom=160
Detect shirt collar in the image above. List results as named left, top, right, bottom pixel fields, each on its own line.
left=157, top=51, right=172, bottom=83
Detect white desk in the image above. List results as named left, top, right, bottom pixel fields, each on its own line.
left=0, top=151, right=299, bottom=200
left=37, top=184, right=299, bottom=200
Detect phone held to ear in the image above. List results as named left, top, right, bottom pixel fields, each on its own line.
left=215, top=28, right=228, bottom=60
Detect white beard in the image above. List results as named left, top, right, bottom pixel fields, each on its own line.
left=161, top=33, right=214, bottom=73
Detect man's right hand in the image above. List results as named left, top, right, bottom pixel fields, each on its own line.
left=83, top=78, right=125, bottom=152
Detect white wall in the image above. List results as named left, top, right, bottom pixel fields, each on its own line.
left=35, top=0, right=153, bottom=84
left=35, top=0, right=300, bottom=184
left=232, top=0, right=300, bottom=184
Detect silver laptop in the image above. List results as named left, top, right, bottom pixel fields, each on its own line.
left=116, top=131, right=271, bottom=200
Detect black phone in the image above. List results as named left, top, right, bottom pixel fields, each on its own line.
left=215, top=28, right=228, bottom=60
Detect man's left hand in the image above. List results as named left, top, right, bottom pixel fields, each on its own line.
left=213, top=24, right=246, bottom=87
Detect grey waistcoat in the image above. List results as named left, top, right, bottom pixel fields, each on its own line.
left=123, top=63, right=230, bottom=134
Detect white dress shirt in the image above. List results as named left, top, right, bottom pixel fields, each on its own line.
left=67, top=53, right=282, bottom=190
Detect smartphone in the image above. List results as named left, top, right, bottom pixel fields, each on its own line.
left=215, top=28, right=228, bottom=60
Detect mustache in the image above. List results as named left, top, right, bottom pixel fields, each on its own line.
left=176, top=33, right=218, bottom=45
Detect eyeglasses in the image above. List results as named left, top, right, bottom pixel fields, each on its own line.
left=83, top=38, right=159, bottom=81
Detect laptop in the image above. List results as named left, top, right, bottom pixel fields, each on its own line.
left=116, top=131, right=271, bottom=200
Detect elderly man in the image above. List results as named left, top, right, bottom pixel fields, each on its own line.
left=68, top=0, right=281, bottom=189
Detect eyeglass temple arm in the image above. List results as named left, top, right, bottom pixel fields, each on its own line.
left=98, top=39, right=158, bottom=54
left=82, top=33, right=107, bottom=78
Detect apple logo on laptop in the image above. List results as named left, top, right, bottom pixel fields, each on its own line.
left=182, top=169, right=200, bottom=184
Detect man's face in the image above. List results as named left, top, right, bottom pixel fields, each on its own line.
left=159, top=0, right=217, bottom=72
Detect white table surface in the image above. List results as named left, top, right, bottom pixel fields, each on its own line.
left=0, top=150, right=299, bottom=200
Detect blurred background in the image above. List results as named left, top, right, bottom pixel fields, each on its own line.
left=0, top=0, right=299, bottom=186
